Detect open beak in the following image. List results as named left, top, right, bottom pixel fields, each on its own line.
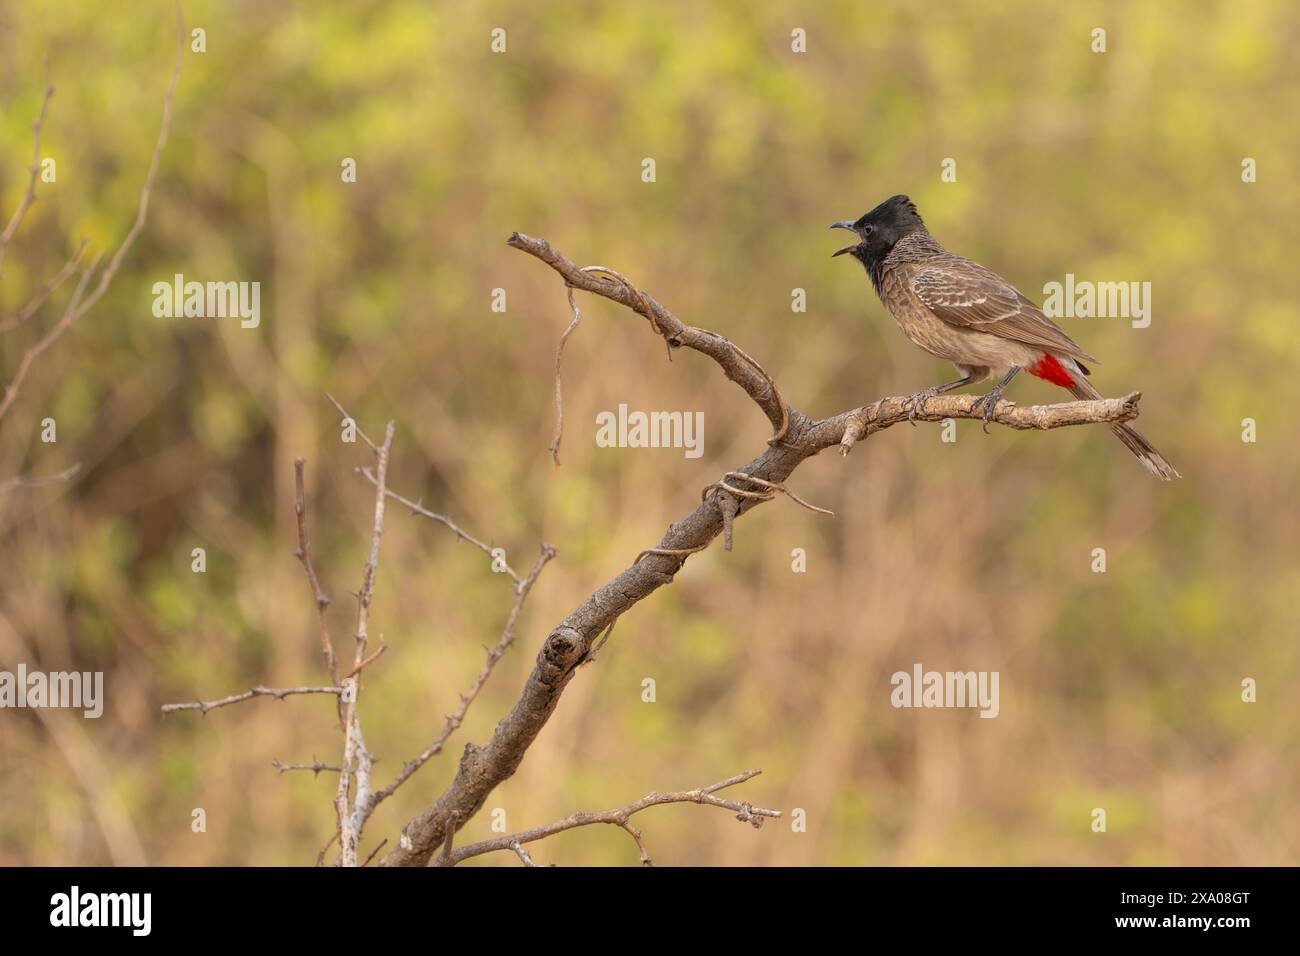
left=830, top=220, right=859, bottom=257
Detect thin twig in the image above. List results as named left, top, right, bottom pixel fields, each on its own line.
left=315, top=830, right=339, bottom=868
left=334, top=421, right=395, bottom=866
left=293, top=459, right=340, bottom=688
left=325, top=392, right=380, bottom=454
left=343, top=642, right=388, bottom=679
left=272, top=758, right=342, bottom=777
left=160, top=685, right=343, bottom=716
left=357, top=468, right=522, bottom=584
left=619, top=821, right=653, bottom=866
left=547, top=284, right=583, bottom=466
left=0, top=71, right=54, bottom=281
left=437, top=770, right=779, bottom=867
left=0, top=239, right=87, bottom=333
left=0, top=3, right=185, bottom=426
left=361, top=838, right=388, bottom=867
left=582, top=618, right=618, bottom=666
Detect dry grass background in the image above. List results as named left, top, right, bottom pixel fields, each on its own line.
left=0, top=0, right=1297, bottom=865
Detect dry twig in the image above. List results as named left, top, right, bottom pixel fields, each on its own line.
left=161, top=685, right=343, bottom=716
left=436, top=770, right=779, bottom=867
left=0, top=4, right=185, bottom=425
left=334, top=420, right=395, bottom=866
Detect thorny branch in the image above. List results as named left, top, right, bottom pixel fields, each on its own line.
left=272, top=758, right=342, bottom=776
left=436, top=769, right=780, bottom=867
left=162, top=397, right=558, bottom=864
left=372, top=233, right=1147, bottom=866
left=160, top=685, right=343, bottom=716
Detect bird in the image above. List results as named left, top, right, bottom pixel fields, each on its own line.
left=831, top=195, right=1179, bottom=480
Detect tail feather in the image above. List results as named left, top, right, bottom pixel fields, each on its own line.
left=1065, top=365, right=1180, bottom=481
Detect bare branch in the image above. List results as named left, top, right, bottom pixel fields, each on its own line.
left=160, top=685, right=343, bottom=716
left=315, top=830, right=339, bottom=868
left=0, top=239, right=87, bottom=334
left=821, top=390, right=1143, bottom=456
left=618, top=821, right=652, bottom=866
left=357, top=468, right=522, bottom=584
left=379, top=235, right=1150, bottom=866
left=343, top=642, right=388, bottom=679
left=272, top=759, right=342, bottom=776
left=334, top=420, right=395, bottom=866
left=361, top=838, right=388, bottom=867
left=507, top=232, right=790, bottom=442
left=325, top=393, right=379, bottom=454
left=0, top=4, right=184, bottom=426
left=0, top=73, right=54, bottom=281
left=510, top=841, right=538, bottom=866
left=547, top=284, right=583, bottom=466
left=0, top=252, right=99, bottom=424
left=293, top=458, right=340, bottom=690
left=437, top=770, right=779, bottom=867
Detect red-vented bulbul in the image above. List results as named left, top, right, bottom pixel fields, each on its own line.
left=832, top=195, right=1179, bottom=480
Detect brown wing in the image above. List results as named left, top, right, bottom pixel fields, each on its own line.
left=911, top=257, right=1097, bottom=363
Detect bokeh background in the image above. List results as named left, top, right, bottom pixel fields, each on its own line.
left=1, top=0, right=1297, bottom=866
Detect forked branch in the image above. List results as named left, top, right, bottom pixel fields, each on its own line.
left=376, top=234, right=1144, bottom=865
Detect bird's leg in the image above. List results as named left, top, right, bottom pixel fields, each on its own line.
left=972, top=367, right=1021, bottom=432
left=902, top=373, right=975, bottom=425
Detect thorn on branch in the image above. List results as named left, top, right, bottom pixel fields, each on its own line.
left=272, top=758, right=342, bottom=777
left=718, top=493, right=738, bottom=552
left=160, top=684, right=343, bottom=716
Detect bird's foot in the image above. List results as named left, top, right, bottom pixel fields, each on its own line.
left=901, top=386, right=942, bottom=426
left=972, top=386, right=1009, bottom=433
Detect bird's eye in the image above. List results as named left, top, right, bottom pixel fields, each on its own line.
left=862, top=224, right=874, bottom=235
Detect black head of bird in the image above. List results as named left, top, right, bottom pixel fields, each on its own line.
left=830, top=194, right=927, bottom=269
